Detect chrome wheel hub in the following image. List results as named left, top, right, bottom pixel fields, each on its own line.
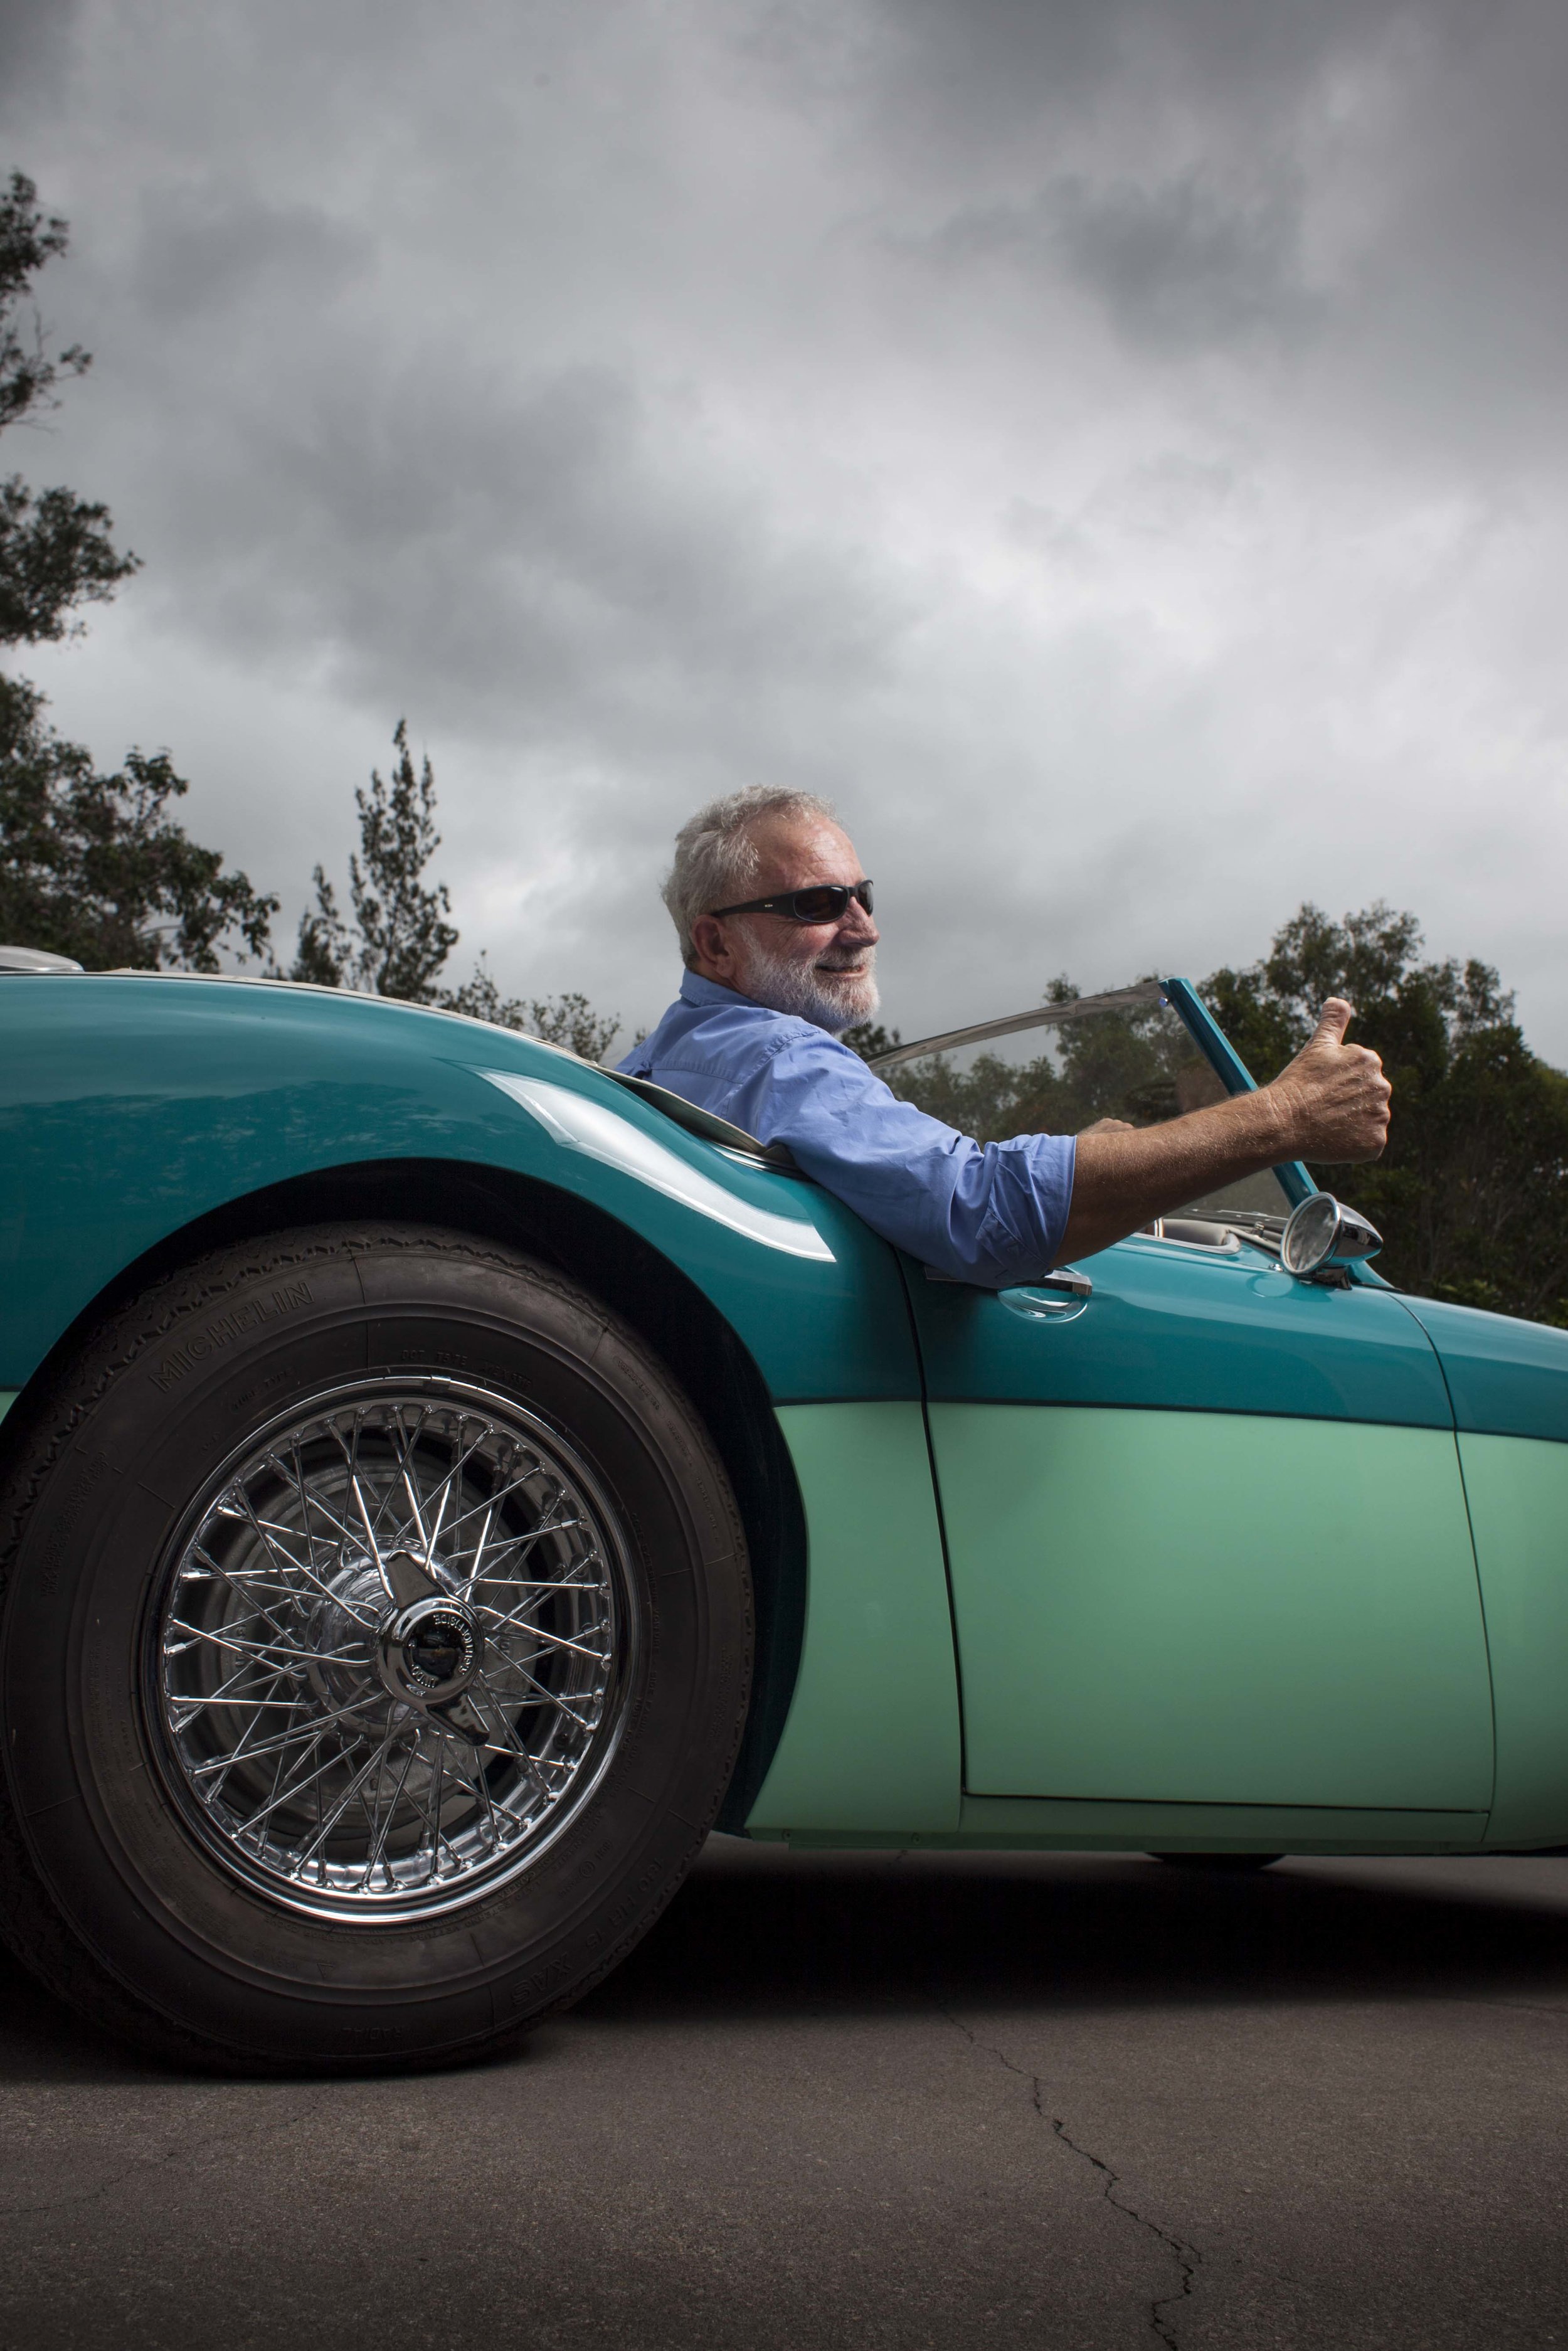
left=147, top=1379, right=638, bottom=1920
left=378, top=1593, right=479, bottom=1704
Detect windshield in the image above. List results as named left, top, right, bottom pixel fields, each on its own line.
left=869, top=984, right=1296, bottom=1229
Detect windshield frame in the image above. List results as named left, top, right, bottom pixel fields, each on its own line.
left=867, top=975, right=1315, bottom=1209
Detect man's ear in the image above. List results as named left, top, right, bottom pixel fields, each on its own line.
left=689, top=913, right=733, bottom=976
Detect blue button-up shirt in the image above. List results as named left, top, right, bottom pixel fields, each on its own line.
left=619, top=971, right=1076, bottom=1285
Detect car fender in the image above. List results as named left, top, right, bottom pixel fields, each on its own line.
left=0, top=974, right=961, bottom=1836
left=0, top=974, right=918, bottom=1404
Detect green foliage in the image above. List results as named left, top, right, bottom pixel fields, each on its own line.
left=1202, top=903, right=1568, bottom=1325
left=292, top=721, right=458, bottom=999
left=0, top=172, right=272, bottom=972
left=0, top=172, right=137, bottom=646
left=840, top=1018, right=901, bottom=1061
left=443, top=963, right=621, bottom=1062
left=297, top=722, right=621, bottom=1059
left=290, top=868, right=350, bottom=989
left=877, top=904, right=1568, bottom=1323
left=0, top=674, right=277, bottom=969
left=1202, top=903, right=1511, bottom=1085
left=886, top=989, right=1225, bottom=1145
left=0, top=475, right=137, bottom=647
left=0, top=171, right=86, bottom=432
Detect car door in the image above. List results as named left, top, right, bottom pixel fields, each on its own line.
left=881, top=987, right=1495, bottom=1813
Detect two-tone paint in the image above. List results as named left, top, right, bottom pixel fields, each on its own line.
left=6, top=970, right=1568, bottom=1856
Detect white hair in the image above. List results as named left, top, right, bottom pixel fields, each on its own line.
left=662, top=785, right=839, bottom=967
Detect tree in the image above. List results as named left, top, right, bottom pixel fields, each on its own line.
left=0, top=172, right=138, bottom=645
left=1, top=674, right=276, bottom=968
left=296, top=719, right=621, bottom=1061
left=878, top=981, right=1210, bottom=1145
left=864, top=901, right=1568, bottom=1325
left=292, top=721, right=458, bottom=999
left=0, top=171, right=274, bottom=969
left=443, top=963, right=622, bottom=1062
left=1202, top=903, right=1568, bottom=1324
left=842, top=1018, right=901, bottom=1061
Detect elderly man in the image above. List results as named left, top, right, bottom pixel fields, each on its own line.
left=620, top=787, right=1391, bottom=1282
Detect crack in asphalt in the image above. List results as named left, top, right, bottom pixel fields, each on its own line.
left=941, top=2007, right=1200, bottom=2349
left=1048, top=2108, right=1199, bottom=2350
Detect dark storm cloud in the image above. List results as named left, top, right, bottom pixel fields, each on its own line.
left=834, top=0, right=1568, bottom=464
left=116, top=310, right=905, bottom=757
left=22, top=56, right=909, bottom=765
left=1052, top=174, right=1316, bottom=354
left=1333, top=6, right=1568, bottom=467
left=36, top=0, right=1568, bottom=691
left=8, top=0, right=1568, bottom=1047
left=129, top=186, right=370, bottom=326
left=758, top=0, right=1412, bottom=169
left=907, top=170, right=1319, bottom=357
left=0, top=0, right=84, bottom=105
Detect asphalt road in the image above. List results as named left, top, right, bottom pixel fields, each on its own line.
left=3, top=1841, right=1568, bottom=2350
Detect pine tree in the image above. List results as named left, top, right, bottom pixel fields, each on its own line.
left=292, top=721, right=457, bottom=999
left=294, top=722, right=620, bottom=1060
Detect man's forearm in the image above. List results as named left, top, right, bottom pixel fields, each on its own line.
left=1055, top=1088, right=1294, bottom=1265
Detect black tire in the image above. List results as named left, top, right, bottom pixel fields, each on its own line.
left=1152, top=1854, right=1283, bottom=1872
left=0, top=1224, right=752, bottom=2073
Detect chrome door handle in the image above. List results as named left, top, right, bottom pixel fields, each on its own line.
left=997, top=1268, right=1093, bottom=1319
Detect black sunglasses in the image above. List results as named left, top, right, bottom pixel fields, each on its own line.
left=710, top=879, right=875, bottom=925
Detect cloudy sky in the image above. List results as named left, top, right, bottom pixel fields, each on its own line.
left=4, top=0, right=1566, bottom=1054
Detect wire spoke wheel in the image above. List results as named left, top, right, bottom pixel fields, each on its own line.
left=4, top=1227, right=750, bottom=2070
left=147, top=1377, right=639, bottom=1920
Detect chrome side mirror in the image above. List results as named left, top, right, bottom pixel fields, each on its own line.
left=1281, top=1193, right=1383, bottom=1280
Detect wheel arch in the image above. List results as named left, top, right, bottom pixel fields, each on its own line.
left=1, top=1154, right=806, bottom=1831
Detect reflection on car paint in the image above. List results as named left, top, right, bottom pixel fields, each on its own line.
left=477, top=1070, right=836, bottom=1263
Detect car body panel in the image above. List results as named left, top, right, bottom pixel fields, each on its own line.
left=0, top=975, right=919, bottom=1404
left=928, top=1404, right=1494, bottom=1807
left=910, top=1231, right=1454, bottom=1425
left=766, top=1798, right=1488, bottom=1853
left=8, top=968, right=1568, bottom=1862
left=953, top=1793, right=1486, bottom=1852
left=1401, top=1296, right=1568, bottom=1443
left=1455, top=1433, right=1568, bottom=1848
left=744, top=1403, right=961, bottom=1834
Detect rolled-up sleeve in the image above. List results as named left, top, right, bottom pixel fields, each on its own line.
left=726, top=1032, right=1076, bottom=1286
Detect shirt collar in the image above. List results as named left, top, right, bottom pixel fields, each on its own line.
left=679, top=969, right=760, bottom=1011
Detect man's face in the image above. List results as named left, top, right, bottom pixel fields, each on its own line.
left=689, top=814, right=881, bottom=1034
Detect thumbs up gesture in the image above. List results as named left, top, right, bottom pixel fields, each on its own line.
left=1268, top=999, right=1391, bottom=1162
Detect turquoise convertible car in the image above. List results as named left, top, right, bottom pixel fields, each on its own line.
left=3, top=952, right=1567, bottom=2071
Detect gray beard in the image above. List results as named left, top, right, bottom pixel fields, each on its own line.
left=741, top=940, right=880, bottom=1035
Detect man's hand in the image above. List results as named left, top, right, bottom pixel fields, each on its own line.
left=1055, top=998, right=1391, bottom=1265
left=1262, top=999, right=1391, bottom=1164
